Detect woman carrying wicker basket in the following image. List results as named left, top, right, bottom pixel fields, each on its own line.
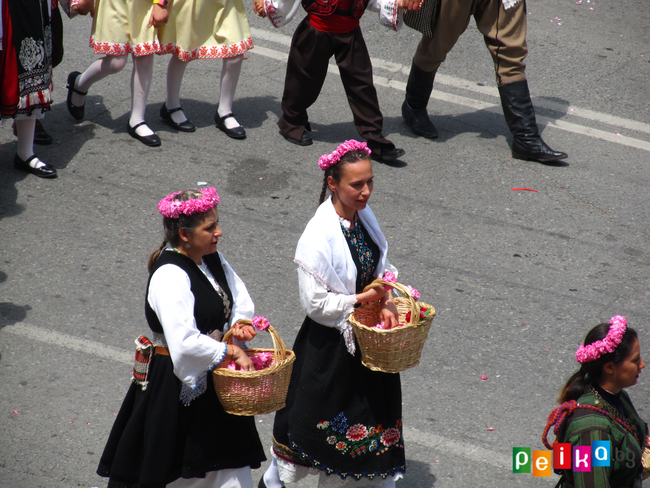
left=260, top=140, right=404, bottom=488
left=97, top=188, right=266, bottom=488
left=542, top=316, right=649, bottom=488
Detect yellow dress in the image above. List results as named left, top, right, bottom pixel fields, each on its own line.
left=158, top=0, right=253, bottom=60
left=90, top=0, right=162, bottom=56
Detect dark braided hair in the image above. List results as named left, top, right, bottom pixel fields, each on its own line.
left=318, top=149, right=372, bottom=205
left=148, top=190, right=216, bottom=272
left=558, top=322, right=638, bottom=403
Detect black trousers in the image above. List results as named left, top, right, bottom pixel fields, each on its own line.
left=278, top=17, right=394, bottom=152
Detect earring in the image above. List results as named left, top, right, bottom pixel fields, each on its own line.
left=185, top=243, right=190, bottom=249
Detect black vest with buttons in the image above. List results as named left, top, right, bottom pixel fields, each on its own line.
left=144, top=250, right=233, bottom=335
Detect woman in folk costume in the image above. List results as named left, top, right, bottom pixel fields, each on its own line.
left=156, top=0, right=253, bottom=139
left=254, top=0, right=419, bottom=162
left=260, top=140, right=405, bottom=488
left=66, top=0, right=170, bottom=146
left=0, top=0, right=71, bottom=177
left=97, top=188, right=266, bottom=487
left=543, top=316, right=649, bottom=488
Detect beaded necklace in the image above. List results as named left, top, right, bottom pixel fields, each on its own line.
left=542, top=398, right=640, bottom=450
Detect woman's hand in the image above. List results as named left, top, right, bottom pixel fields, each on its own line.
left=645, top=435, right=650, bottom=447
left=253, top=0, right=266, bottom=17
left=72, top=0, right=95, bottom=16
left=231, top=322, right=257, bottom=342
left=378, top=299, right=399, bottom=329
left=398, top=0, right=423, bottom=11
left=219, top=345, right=254, bottom=371
left=149, top=4, right=169, bottom=28
left=355, top=286, right=387, bottom=304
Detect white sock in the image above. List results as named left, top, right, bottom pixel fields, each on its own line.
left=262, top=459, right=284, bottom=488
left=73, top=55, right=128, bottom=107
left=218, top=55, right=243, bottom=130
left=166, top=56, right=189, bottom=124
left=129, top=54, right=154, bottom=137
left=15, top=119, right=45, bottom=168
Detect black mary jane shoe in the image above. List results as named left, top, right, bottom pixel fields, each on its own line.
left=371, top=147, right=405, bottom=162
left=12, top=120, right=53, bottom=145
left=66, top=71, right=87, bottom=121
left=160, top=103, right=196, bottom=132
left=127, top=121, right=161, bottom=147
left=14, top=154, right=58, bottom=178
left=214, top=109, right=246, bottom=139
left=257, top=476, right=285, bottom=488
left=281, top=130, right=313, bottom=146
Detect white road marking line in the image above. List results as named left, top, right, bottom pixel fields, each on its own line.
left=4, top=322, right=515, bottom=471
left=250, top=27, right=650, bottom=139
left=4, top=322, right=132, bottom=365
left=403, top=427, right=511, bottom=469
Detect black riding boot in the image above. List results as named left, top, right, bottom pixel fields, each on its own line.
left=402, top=62, right=438, bottom=139
left=499, top=80, right=567, bottom=163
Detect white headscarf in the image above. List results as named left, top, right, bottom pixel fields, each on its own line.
left=294, top=196, right=388, bottom=295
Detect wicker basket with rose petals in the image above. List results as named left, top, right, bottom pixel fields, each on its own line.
left=212, top=317, right=295, bottom=416
left=349, top=275, right=435, bottom=373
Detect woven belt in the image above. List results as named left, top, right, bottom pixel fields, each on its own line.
left=155, top=346, right=170, bottom=356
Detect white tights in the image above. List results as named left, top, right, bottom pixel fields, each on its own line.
left=72, top=54, right=155, bottom=137
left=15, top=119, right=45, bottom=168
left=165, top=54, right=244, bottom=129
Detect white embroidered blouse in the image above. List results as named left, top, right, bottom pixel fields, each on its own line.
left=147, top=250, right=254, bottom=404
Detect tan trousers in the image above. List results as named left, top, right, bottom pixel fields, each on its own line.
left=413, top=0, right=528, bottom=85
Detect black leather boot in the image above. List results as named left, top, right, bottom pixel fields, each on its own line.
left=402, top=62, right=438, bottom=139
left=499, top=80, right=568, bottom=163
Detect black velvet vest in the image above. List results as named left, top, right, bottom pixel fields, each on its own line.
left=145, top=251, right=234, bottom=335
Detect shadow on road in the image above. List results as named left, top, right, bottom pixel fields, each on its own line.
left=406, top=458, right=437, bottom=487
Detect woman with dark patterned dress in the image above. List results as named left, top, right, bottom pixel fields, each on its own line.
left=97, top=188, right=266, bottom=488
left=260, top=141, right=405, bottom=488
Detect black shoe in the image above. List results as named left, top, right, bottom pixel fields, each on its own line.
left=402, top=100, right=438, bottom=139
left=66, top=71, right=86, bottom=120
left=14, top=154, right=57, bottom=178
left=215, top=108, right=246, bottom=139
left=499, top=80, right=568, bottom=163
left=258, top=475, right=285, bottom=488
left=403, top=62, right=438, bottom=138
left=160, top=103, right=196, bottom=132
left=12, top=120, right=53, bottom=145
left=371, top=147, right=405, bottom=162
left=281, top=130, right=312, bottom=146
left=127, top=121, right=161, bottom=147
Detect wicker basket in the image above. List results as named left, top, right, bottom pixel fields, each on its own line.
left=349, top=279, right=435, bottom=373
left=212, top=319, right=296, bottom=416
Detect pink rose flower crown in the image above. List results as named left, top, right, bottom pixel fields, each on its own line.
left=575, top=315, right=628, bottom=363
left=158, top=187, right=220, bottom=219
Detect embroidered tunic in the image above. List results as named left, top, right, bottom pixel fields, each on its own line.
left=555, top=387, right=647, bottom=488
left=271, top=198, right=405, bottom=485
left=0, top=0, right=53, bottom=118
left=97, top=249, right=266, bottom=488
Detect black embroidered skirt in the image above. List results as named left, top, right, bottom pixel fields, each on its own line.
left=97, top=355, right=266, bottom=488
left=273, top=317, right=405, bottom=481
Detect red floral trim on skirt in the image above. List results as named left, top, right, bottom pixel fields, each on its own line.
left=158, top=37, right=253, bottom=61
left=89, top=37, right=163, bottom=56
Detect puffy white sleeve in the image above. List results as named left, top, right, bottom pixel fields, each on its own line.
left=297, top=265, right=358, bottom=354
left=148, top=264, right=227, bottom=391
left=264, top=0, right=302, bottom=28
left=366, top=0, right=403, bottom=31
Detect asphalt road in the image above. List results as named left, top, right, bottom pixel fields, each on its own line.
left=1, top=0, right=649, bottom=487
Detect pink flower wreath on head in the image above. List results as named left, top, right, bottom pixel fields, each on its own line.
left=575, top=315, right=627, bottom=363
left=318, top=140, right=372, bottom=171
left=158, top=187, right=220, bottom=219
